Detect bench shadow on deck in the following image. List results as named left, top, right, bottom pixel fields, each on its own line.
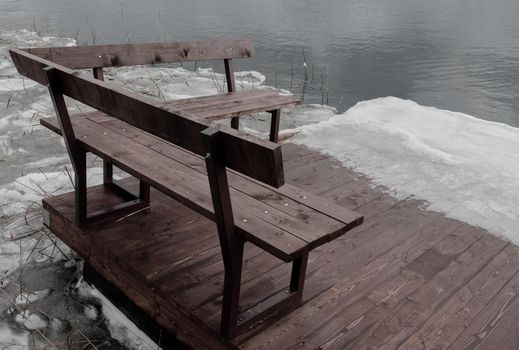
left=44, top=142, right=519, bottom=350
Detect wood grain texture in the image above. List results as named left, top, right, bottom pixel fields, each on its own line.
left=163, top=90, right=299, bottom=121
left=23, top=40, right=255, bottom=69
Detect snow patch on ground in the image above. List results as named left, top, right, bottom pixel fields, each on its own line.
left=14, top=289, right=50, bottom=304
left=0, top=168, right=103, bottom=217
left=0, top=324, right=29, bottom=349
left=0, top=78, right=39, bottom=92
left=294, top=96, right=519, bottom=243
left=83, top=304, right=99, bottom=320
left=78, top=280, right=161, bottom=350
left=14, top=310, right=48, bottom=329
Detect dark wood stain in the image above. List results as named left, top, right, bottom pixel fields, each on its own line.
left=404, top=248, right=455, bottom=280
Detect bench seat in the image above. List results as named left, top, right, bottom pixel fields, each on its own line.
left=162, top=90, right=299, bottom=120
left=41, top=112, right=362, bottom=262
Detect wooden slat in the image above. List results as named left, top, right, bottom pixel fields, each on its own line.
left=162, top=90, right=274, bottom=110
left=10, top=49, right=284, bottom=188
left=23, top=40, right=255, bottom=69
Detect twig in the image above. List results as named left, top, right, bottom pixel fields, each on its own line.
left=115, top=206, right=150, bottom=222
left=74, top=27, right=80, bottom=42
left=84, top=16, right=96, bottom=45
left=64, top=166, right=75, bottom=187
left=289, top=59, right=294, bottom=91
left=145, top=68, right=167, bottom=102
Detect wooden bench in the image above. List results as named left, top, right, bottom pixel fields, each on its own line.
left=10, top=44, right=364, bottom=340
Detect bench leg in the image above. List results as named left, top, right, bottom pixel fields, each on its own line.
left=103, top=161, right=150, bottom=206
left=202, top=128, right=306, bottom=339
left=269, top=109, right=281, bottom=143
left=290, top=251, right=309, bottom=298
left=234, top=251, right=308, bottom=334
left=139, top=180, right=151, bottom=205
left=220, top=239, right=244, bottom=339
left=75, top=149, right=88, bottom=226
left=74, top=151, right=151, bottom=227
left=231, top=117, right=240, bottom=130
left=87, top=178, right=150, bottom=224
left=103, top=160, right=113, bottom=184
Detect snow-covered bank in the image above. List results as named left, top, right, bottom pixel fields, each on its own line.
left=294, top=97, right=519, bottom=243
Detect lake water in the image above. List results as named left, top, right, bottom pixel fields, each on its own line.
left=1, top=0, right=519, bottom=126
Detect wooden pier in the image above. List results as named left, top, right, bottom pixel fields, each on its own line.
left=43, top=142, right=519, bottom=350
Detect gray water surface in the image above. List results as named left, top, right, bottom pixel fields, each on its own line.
left=1, top=0, right=518, bottom=126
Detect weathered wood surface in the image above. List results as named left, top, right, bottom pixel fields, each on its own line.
left=164, top=90, right=299, bottom=121
left=10, top=49, right=284, bottom=188
left=42, top=114, right=362, bottom=261
left=23, top=40, right=255, bottom=69
left=42, top=141, right=518, bottom=350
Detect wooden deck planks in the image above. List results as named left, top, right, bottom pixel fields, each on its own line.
left=399, top=243, right=519, bottom=350
left=445, top=266, right=519, bottom=350
left=41, top=141, right=519, bottom=350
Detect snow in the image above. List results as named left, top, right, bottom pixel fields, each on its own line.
left=294, top=97, right=519, bottom=243
left=84, top=304, right=99, bottom=320
left=14, top=289, right=50, bottom=304
left=0, top=325, right=29, bottom=349
left=0, top=169, right=103, bottom=217
left=0, top=78, right=38, bottom=92
left=15, top=311, right=48, bottom=329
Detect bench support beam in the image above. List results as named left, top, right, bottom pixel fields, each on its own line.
left=269, top=109, right=281, bottom=143
left=202, top=127, right=243, bottom=338
left=224, top=58, right=240, bottom=130
left=92, top=67, right=115, bottom=186
left=202, top=127, right=308, bottom=339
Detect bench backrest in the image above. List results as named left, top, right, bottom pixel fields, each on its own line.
left=10, top=48, right=284, bottom=188
left=23, top=40, right=254, bottom=69
left=24, top=40, right=254, bottom=92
